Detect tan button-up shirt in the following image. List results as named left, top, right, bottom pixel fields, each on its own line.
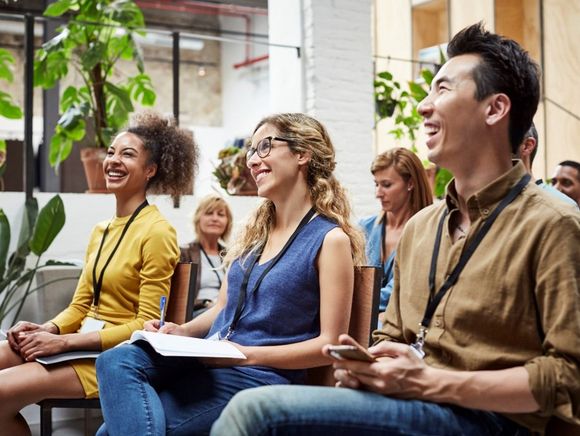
left=375, top=162, right=580, bottom=433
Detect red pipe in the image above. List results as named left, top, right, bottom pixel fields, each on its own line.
left=233, top=54, right=269, bottom=69
left=136, top=0, right=267, bottom=17
left=136, top=0, right=267, bottom=69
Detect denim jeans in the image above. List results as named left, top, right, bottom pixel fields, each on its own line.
left=95, top=342, right=265, bottom=436
left=210, top=385, right=531, bottom=436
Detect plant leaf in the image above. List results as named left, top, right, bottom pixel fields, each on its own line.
left=29, top=195, right=65, bottom=256
left=15, top=197, right=38, bottom=262
left=44, top=0, right=75, bottom=17
left=0, top=48, right=15, bottom=82
left=81, top=41, right=106, bottom=71
left=49, top=132, right=73, bottom=170
left=0, top=90, right=23, bottom=119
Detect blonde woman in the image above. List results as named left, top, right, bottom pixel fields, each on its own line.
left=180, top=195, right=233, bottom=315
left=95, top=113, right=365, bottom=435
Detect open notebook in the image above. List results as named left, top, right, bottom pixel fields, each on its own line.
left=36, top=330, right=245, bottom=365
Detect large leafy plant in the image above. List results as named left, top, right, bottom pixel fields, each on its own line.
left=34, top=0, right=156, bottom=171
left=0, top=195, right=68, bottom=326
left=0, top=48, right=24, bottom=183
left=374, top=66, right=453, bottom=198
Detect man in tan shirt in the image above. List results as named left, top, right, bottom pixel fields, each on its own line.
left=210, top=23, right=579, bottom=436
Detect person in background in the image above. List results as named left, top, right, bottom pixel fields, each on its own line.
left=0, top=111, right=197, bottom=435
left=551, top=160, right=580, bottom=207
left=181, top=195, right=233, bottom=316
left=210, top=23, right=580, bottom=436
left=359, top=148, right=432, bottom=323
left=516, top=123, right=578, bottom=208
left=95, top=113, right=366, bottom=435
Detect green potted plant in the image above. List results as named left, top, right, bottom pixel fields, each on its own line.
left=0, top=195, right=68, bottom=327
left=0, top=48, right=24, bottom=190
left=213, top=141, right=257, bottom=196
left=34, top=0, right=156, bottom=191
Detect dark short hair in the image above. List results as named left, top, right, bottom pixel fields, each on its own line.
left=526, top=122, right=539, bottom=165
left=559, top=160, right=580, bottom=180
left=447, top=22, right=540, bottom=153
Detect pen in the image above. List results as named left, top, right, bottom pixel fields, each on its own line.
left=159, top=296, right=167, bottom=328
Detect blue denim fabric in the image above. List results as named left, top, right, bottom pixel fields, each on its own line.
left=359, top=215, right=395, bottom=312
left=210, top=385, right=531, bottom=436
left=96, top=342, right=265, bottom=436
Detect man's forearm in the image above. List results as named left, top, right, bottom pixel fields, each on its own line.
left=424, top=366, right=540, bottom=413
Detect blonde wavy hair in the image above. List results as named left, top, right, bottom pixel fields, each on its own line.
left=225, top=113, right=366, bottom=266
left=193, top=194, right=233, bottom=242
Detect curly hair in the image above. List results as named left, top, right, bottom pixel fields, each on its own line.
left=225, top=113, right=366, bottom=266
left=124, top=111, right=198, bottom=201
left=447, top=22, right=540, bottom=153
left=371, top=147, right=433, bottom=216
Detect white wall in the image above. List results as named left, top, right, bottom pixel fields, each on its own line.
left=302, top=0, right=376, bottom=217
left=220, top=14, right=271, bottom=138
left=0, top=192, right=259, bottom=262
left=268, top=0, right=304, bottom=112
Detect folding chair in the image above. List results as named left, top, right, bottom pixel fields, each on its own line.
left=37, top=261, right=197, bottom=436
left=307, top=265, right=382, bottom=386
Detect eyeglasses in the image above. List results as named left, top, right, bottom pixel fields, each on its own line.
left=246, top=136, right=293, bottom=161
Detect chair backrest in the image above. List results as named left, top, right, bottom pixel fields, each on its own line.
left=307, top=265, right=382, bottom=386
left=165, top=262, right=198, bottom=325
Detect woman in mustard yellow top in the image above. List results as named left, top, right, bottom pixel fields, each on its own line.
left=0, top=111, right=197, bottom=434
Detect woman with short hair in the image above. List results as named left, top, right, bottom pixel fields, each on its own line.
left=180, top=195, right=233, bottom=315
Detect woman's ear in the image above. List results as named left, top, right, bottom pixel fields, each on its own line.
left=296, top=150, right=312, bottom=166
left=146, top=164, right=158, bottom=181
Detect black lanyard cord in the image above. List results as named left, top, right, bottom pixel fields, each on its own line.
left=420, top=174, right=531, bottom=329
left=225, top=207, right=317, bottom=339
left=92, top=200, right=149, bottom=308
left=200, top=245, right=223, bottom=287
left=380, top=217, right=390, bottom=288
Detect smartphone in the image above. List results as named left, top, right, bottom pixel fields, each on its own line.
left=327, top=344, right=376, bottom=362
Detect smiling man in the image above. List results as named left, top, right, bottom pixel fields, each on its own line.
left=210, top=23, right=580, bottom=436
left=551, top=160, right=580, bottom=206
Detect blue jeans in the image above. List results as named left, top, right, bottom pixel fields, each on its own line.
left=95, top=342, right=265, bottom=436
left=210, top=385, right=531, bottom=436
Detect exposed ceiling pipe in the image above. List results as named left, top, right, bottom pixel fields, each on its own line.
left=233, top=53, right=268, bottom=69
left=135, top=0, right=267, bottom=17
left=136, top=0, right=269, bottom=68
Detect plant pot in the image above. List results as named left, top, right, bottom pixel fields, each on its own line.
left=227, top=167, right=258, bottom=196
left=80, top=148, right=108, bottom=193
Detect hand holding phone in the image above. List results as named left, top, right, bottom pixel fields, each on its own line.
left=326, top=344, right=376, bottom=362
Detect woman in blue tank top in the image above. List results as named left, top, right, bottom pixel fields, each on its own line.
left=96, top=113, right=366, bottom=435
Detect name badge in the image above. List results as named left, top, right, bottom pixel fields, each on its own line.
left=80, top=317, right=106, bottom=333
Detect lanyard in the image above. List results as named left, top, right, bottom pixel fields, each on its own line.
left=411, top=174, right=531, bottom=358
left=200, top=245, right=223, bottom=287
left=380, top=217, right=389, bottom=287
left=91, top=200, right=149, bottom=310
left=223, top=207, right=316, bottom=340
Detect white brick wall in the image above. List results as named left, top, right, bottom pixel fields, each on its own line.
left=302, top=0, right=376, bottom=217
